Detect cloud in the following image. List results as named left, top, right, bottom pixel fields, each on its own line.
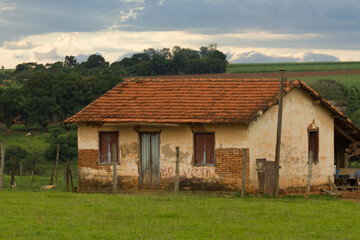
left=302, top=52, right=340, bottom=62
left=32, top=48, right=61, bottom=61
left=230, top=51, right=340, bottom=63
left=231, top=51, right=299, bottom=63
left=0, top=29, right=358, bottom=68
left=0, top=6, right=15, bottom=12
left=4, top=40, right=38, bottom=50
left=116, top=51, right=141, bottom=61
left=75, top=54, right=90, bottom=63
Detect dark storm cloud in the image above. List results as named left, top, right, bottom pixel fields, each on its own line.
left=0, top=0, right=359, bottom=52
left=125, top=0, right=360, bottom=34
left=0, top=0, right=145, bottom=42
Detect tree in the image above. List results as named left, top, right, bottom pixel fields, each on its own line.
left=22, top=71, right=57, bottom=129
left=46, top=131, right=77, bottom=163
left=85, top=54, right=109, bottom=69
left=0, top=88, right=23, bottom=128
left=309, top=80, right=347, bottom=101
left=208, top=50, right=227, bottom=61
left=350, top=110, right=360, bottom=127
left=53, top=73, right=82, bottom=123
left=4, top=145, right=28, bottom=175
left=64, top=56, right=78, bottom=69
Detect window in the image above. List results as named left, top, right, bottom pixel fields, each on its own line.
left=308, top=130, right=319, bottom=163
left=194, top=133, right=215, bottom=165
left=99, top=132, right=119, bottom=164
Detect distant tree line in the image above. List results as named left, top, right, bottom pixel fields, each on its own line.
left=0, top=44, right=228, bottom=130
left=117, top=44, right=228, bottom=76
left=0, top=54, right=121, bottom=130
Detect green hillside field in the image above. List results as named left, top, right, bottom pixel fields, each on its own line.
left=226, top=61, right=360, bottom=73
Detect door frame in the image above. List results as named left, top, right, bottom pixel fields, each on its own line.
left=139, top=131, right=161, bottom=189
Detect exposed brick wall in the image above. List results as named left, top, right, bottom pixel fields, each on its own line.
left=215, top=148, right=250, bottom=186
left=78, top=149, right=112, bottom=172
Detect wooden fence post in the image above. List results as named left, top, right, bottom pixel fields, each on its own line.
left=50, top=161, right=55, bottom=185
left=0, top=141, right=5, bottom=190
left=175, top=146, right=180, bottom=193
left=66, top=158, right=69, bottom=192
left=113, top=144, right=117, bottom=195
left=305, top=152, right=313, bottom=200
left=11, top=156, right=16, bottom=185
left=68, top=169, right=75, bottom=192
left=30, top=159, right=36, bottom=187
left=54, top=144, right=60, bottom=186
left=241, top=149, right=247, bottom=199
left=20, top=162, right=23, bottom=179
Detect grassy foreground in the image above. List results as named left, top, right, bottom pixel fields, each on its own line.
left=0, top=192, right=359, bottom=239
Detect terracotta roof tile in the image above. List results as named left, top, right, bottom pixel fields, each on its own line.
left=64, top=78, right=359, bottom=134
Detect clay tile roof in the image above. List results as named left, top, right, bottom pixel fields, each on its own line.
left=65, top=78, right=284, bottom=124
left=63, top=78, right=360, bottom=135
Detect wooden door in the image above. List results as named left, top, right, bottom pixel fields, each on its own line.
left=140, top=133, right=160, bottom=189
left=264, top=161, right=276, bottom=195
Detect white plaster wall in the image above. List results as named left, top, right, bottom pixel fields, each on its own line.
left=248, top=88, right=334, bottom=191
left=78, top=124, right=139, bottom=177
left=77, top=123, right=248, bottom=181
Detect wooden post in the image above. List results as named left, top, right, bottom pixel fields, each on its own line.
left=274, top=68, right=286, bottom=198
left=175, top=146, right=180, bottom=193
left=11, top=156, right=15, bottom=185
left=0, top=140, right=5, bottom=190
left=50, top=161, right=55, bottom=185
left=112, top=144, right=117, bottom=195
left=30, top=159, right=36, bottom=187
left=66, top=158, right=69, bottom=192
left=305, top=152, right=313, bottom=199
left=54, top=144, right=60, bottom=186
left=20, top=162, right=23, bottom=179
left=241, top=149, right=247, bottom=199
left=68, top=169, right=75, bottom=192
left=64, top=165, right=66, bottom=181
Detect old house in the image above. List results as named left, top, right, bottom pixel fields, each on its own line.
left=65, top=78, right=360, bottom=193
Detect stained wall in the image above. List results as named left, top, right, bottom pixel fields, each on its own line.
left=248, top=88, right=334, bottom=192
left=77, top=123, right=250, bottom=192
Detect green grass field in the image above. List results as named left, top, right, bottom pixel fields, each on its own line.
left=226, top=61, right=360, bottom=74
left=1, top=175, right=78, bottom=192
left=0, top=191, right=359, bottom=239
left=1, top=124, right=78, bottom=176
left=288, top=74, right=360, bottom=89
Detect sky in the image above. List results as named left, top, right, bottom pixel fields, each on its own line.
left=0, top=0, right=359, bottom=68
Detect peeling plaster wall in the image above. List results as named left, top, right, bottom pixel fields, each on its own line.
left=248, top=88, right=334, bottom=192
left=77, top=123, right=249, bottom=191
left=77, top=125, right=140, bottom=191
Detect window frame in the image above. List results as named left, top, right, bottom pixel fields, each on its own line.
left=98, top=131, right=119, bottom=165
left=193, top=132, right=215, bottom=166
left=308, top=128, right=319, bottom=164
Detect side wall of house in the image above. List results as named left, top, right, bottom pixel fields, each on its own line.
left=248, top=88, right=334, bottom=193
left=77, top=123, right=250, bottom=192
